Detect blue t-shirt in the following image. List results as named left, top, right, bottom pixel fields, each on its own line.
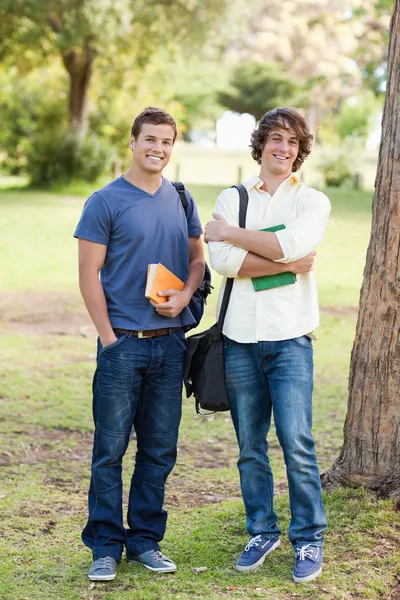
left=74, top=176, right=203, bottom=330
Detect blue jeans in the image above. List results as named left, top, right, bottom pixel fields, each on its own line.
left=82, top=330, right=186, bottom=561
left=224, top=335, right=327, bottom=549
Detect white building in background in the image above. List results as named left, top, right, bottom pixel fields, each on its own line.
left=216, top=111, right=256, bottom=150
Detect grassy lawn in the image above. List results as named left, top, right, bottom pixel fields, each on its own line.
left=1, top=182, right=399, bottom=600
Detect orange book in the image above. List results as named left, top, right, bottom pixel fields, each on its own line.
left=145, top=263, right=185, bottom=304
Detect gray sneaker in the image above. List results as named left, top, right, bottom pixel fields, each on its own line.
left=88, top=556, right=117, bottom=581
left=127, top=549, right=177, bottom=573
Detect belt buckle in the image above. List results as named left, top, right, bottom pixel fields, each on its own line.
left=137, top=331, right=144, bottom=338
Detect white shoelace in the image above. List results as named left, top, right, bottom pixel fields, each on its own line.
left=296, top=544, right=318, bottom=561
left=244, top=535, right=263, bottom=552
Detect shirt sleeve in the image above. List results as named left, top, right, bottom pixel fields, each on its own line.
left=274, top=190, right=331, bottom=263
left=208, top=188, right=248, bottom=278
left=184, top=188, right=203, bottom=237
left=73, top=192, right=112, bottom=246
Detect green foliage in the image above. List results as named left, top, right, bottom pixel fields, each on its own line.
left=26, top=131, right=111, bottom=187
left=0, top=64, right=111, bottom=185
left=0, top=65, right=67, bottom=174
left=337, top=92, right=382, bottom=140
left=219, top=61, right=307, bottom=120
left=0, top=0, right=230, bottom=140
left=320, top=154, right=353, bottom=188
left=167, top=57, right=229, bottom=134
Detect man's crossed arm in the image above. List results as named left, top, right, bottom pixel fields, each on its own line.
left=205, top=213, right=315, bottom=277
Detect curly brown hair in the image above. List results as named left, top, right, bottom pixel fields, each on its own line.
left=250, top=107, right=313, bottom=172
left=131, top=107, right=177, bottom=142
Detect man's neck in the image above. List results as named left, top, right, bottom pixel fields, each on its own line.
left=123, top=166, right=162, bottom=195
left=258, top=169, right=290, bottom=196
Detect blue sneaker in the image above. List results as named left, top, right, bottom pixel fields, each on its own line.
left=235, top=535, right=280, bottom=572
left=127, top=550, right=177, bottom=573
left=293, top=544, right=323, bottom=583
left=88, top=557, right=117, bottom=581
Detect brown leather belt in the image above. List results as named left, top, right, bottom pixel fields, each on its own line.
left=114, top=327, right=182, bottom=339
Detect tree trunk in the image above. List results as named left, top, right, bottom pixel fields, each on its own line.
left=62, top=45, right=96, bottom=140
left=321, top=1, right=400, bottom=500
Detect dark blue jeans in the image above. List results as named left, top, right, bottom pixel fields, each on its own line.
left=224, top=335, right=327, bottom=549
left=82, top=330, right=186, bottom=561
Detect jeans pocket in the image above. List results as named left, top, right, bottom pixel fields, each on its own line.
left=100, top=333, right=127, bottom=354
left=292, top=335, right=312, bottom=348
left=171, top=332, right=187, bottom=351
left=223, top=335, right=234, bottom=349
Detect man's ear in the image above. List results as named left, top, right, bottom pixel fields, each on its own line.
left=129, top=136, right=135, bottom=151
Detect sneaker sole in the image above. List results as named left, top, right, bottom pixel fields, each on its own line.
left=88, top=573, right=116, bottom=581
left=127, top=558, right=176, bottom=573
left=293, top=566, right=322, bottom=583
left=234, top=538, right=281, bottom=572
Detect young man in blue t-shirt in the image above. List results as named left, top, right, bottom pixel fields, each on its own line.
left=74, top=107, right=204, bottom=581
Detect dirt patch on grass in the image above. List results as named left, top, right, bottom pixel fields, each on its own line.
left=0, top=291, right=95, bottom=337
left=0, top=425, right=93, bottom=467
left=0, top=424, right=247, bottom=507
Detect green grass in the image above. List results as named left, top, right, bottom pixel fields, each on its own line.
left=0, top=183, right=371, bottom=306
left=0, top=183, right=399, bottom=600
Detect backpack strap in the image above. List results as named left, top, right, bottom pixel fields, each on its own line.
left=231, top=184, right=249, bottom=229
left=216, top=184, right=249, bottom=335
left=173, top=181, right=188, bottom=215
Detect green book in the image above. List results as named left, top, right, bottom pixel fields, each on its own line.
left=252, top=224, right=296, bottom=291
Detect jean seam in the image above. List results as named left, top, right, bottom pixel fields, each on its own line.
left=171, top=333, right=187, bottom=351
left=96, top=425, right=131, bottom=437
left=132, top=478, right=165, bottom=491
left=140, top=427, right=180, bottom=439
left=93, top=481, right=122, bottom=494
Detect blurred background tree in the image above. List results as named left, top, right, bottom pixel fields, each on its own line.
left=218, top=62, right=307, bottom=120
left=0, top=0, right=392, bottom=186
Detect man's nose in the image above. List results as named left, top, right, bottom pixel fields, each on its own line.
left=279, top=139, right=289, bottom=152
left=152, top=141, right=163, bottom=152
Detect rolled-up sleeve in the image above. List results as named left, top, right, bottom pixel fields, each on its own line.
left=208, top=189, right=248, bottom=278
left=275, top=190, right=331, bottom=263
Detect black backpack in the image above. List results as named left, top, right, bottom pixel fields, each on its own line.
left=173, top=182, right=213, bottom=330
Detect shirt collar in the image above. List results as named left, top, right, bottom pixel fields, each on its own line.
left=247, top=172, right=301, bottom=192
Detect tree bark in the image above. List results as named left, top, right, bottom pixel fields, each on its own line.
left=62, top=42, right=96, bottom=140
left=321, top=0, right=400, bottom=500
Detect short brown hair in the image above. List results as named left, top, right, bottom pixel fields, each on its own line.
left=131, top=107, right=177, bottom=142
left=250, top=107, right=313, bottom=172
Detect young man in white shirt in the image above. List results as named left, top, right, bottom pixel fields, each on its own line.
left=205, top=107, right=330, bottom=583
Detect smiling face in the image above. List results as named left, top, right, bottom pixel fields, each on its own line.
left=261, top=125, right=300, bottom=178
left=129, top=123, right=175, bottom=175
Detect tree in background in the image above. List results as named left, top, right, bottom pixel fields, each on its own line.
left=225, top=0, right=390, bottom=139
left=219, top=61, right=306, bottom=121
left=322, top=0, right=400, bottom=500
left=0, top=0, right=392, bottom=184
left=0, top=0, right=229, bottom=183
left=0, top=0, right=229, bottom=141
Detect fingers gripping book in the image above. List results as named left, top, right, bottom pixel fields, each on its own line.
left=145, top=263, right=185, bottom=303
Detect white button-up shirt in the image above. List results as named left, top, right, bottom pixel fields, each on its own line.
left=208, top=175, right=331, bottom=342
